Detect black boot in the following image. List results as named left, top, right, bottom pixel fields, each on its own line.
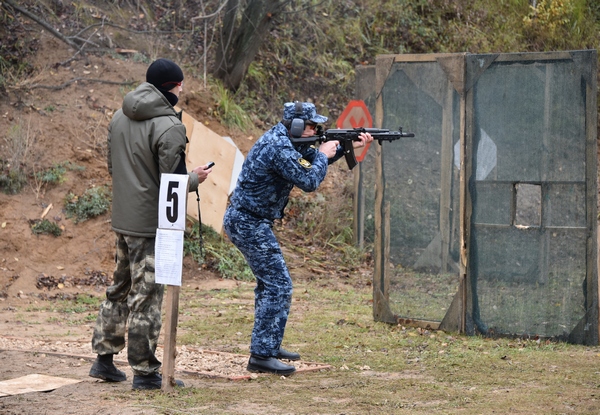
left=247, top=355, right=296, bottom=376
left=132, top=372, right=185, bottom=390
left=89, top=354, right=126, bottom=382
left=276, top=347, right=301, bottom=361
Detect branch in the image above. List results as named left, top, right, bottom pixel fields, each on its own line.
left=14, top=77, right=136, bottom=91
left=1, top=2, right=165, bottom=52
left=2, top=0, right=80, bottom=50
left=73, top=21, right=193, bottom=37
left=281, top=0, right=327, bottom=15
left=60, top=26, right=105, bottom=67
left=191, top=0, right=229, bottom=21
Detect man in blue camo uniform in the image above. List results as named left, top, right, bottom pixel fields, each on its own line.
left=223, top=102, right=373, bottom=375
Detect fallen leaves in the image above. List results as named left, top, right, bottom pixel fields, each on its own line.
left=35, top=271, right=110, bottom=290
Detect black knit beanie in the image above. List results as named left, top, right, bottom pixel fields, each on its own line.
left=146, top=58, right=184, bottom=106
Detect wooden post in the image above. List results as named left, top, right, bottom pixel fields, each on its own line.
left=583, top=51, right=599, bottom=345
left=459, top=80, right=472, bottom=334
left=161, top=285, right=180, bottom=392
left=439, top=84, right=454, bottom=272
left=353, top=163, right=365, bottom=249
left=156, top=173, right=189, bottom=391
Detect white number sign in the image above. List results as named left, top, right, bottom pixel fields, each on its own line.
left=156, top=173, right=189, bottom=286
left=158, top=174, right=189, bottom=230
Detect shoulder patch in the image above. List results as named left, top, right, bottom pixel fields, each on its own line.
left=298, top=158, right=312, bottom=169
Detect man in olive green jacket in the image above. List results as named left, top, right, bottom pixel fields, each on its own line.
left=89, top=58, right=212, bottom=390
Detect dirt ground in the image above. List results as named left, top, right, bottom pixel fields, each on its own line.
left=0, top=33, right=337, bottom=414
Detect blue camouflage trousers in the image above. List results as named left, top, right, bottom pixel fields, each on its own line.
left=223, top=206, right=292, bottom=357
left=91, top=233, right=164, bottom=376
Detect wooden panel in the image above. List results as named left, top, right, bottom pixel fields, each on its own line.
left=185, top=121, right=237, bottom=234
left=179, top=109, right=196, bottom=141
left=494, top=51, right=572, bottom=62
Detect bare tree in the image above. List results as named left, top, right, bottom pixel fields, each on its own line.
left=213, top=0, right=292, bottom=91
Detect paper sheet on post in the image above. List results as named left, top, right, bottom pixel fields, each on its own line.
left=155, top=228, right=184, bottom=286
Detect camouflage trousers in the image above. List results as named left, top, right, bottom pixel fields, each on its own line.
left=223, top=206, right=293, bottom=357
left=91, top=233, right=164, bottom=376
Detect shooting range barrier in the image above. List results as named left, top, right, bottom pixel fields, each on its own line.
left=355, top=50, right=599, bottom=345
left=178, top=108, right=244, bottom=234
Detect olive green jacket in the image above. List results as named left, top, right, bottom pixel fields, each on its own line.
left=107, top=82, right=199, bottom=237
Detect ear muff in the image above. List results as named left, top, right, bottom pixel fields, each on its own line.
left=290, top=101, right=305, bottom=138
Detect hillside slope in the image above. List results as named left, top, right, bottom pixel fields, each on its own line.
left=0, top=34, right=254, bottom=300
left=0, top=29, right=357, bottom=300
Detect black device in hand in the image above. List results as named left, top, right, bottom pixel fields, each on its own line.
left=206, top=161, right=215, bottom=169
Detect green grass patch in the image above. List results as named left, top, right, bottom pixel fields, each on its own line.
left=35, top=161, right=84, bottom=186
left=210, top=80, right=254, bottom=131
left=0, top=159, right=27, bottom=194
left=184, top=221, right=254, bottom=281
left=64, top=185, right=111, bottom=223
left=30, top=219, right=62, bottom=237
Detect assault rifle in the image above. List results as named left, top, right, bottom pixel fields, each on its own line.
left=291, top=126, right=415, bottom=170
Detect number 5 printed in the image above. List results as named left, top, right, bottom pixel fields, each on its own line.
left=158, top=173, right=189, bottom=230
left=166, top=181, right=179, bottom=223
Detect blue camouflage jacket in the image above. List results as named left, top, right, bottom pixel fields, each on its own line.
left=229, top=122, right=343, bottom=220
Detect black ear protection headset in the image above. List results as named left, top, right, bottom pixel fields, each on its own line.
left=289, top=101, right=305, bottom=138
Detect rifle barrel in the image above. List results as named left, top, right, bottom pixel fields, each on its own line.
left=289, top=128, right=415, bottom=145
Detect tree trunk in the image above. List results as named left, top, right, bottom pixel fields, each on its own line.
left=213, top=0, right=290, bottom=91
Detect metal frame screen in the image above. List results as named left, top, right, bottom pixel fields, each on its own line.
left=364, top=51, right=598, bottom=344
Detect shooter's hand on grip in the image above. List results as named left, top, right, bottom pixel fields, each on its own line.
left=319, top=140, right=340, bottom=159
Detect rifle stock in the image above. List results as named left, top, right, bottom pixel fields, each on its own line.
left=291, top=127, right=415, bottom=170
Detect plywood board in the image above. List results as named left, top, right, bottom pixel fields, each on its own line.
left=177, top=107, right=196, bottom=141
left=186, top=121, right=238, bottom=234
left=221, top=136, right=245, bottom=195
left=0, top=374, right=81, bottom=396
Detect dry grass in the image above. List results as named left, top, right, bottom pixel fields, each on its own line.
left=137, top=277, right=600, bottom=414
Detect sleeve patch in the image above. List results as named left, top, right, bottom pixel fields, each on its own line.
left=298, top=158, right=312, bottom=168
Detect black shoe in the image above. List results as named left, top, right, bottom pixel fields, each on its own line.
left=276, top=348, right=301, bottom=361
left=89, top=355, right=126, bottom=382
left=132, top=373, right=185, bottom=390
left=247, top=355, right=296, bottom=376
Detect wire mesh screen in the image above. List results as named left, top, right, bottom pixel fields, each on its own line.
left=379, top=58, right=461, bottom=322
left=366, top=51, right=597, bottom=343
left=468, top=55, right=590, bottom=339
left=354, top=65, right=378, bottom=246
